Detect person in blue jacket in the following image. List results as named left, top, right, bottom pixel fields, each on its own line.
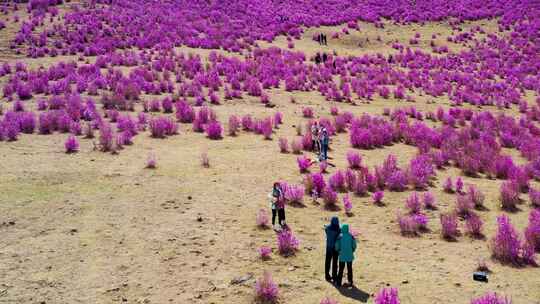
left=324, top=216, right=341, bottom=282
left=319, top=126, right=329, bottom=161
left=335, top=224, right=357, bottom=287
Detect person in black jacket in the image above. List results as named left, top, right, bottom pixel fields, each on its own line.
left=324, top=216, right=341, bottom=282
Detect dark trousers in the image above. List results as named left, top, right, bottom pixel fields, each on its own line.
left=325, top=249, right=339, bottom=281
left=312, top=139, right=319, bottom=153
left=277, top=208, right=285, bottom=226
left=337, top=261, right=353, bottom=286
left=321, top=143, right=328, bottom=160
left=272, top=209, right=277, bottom=226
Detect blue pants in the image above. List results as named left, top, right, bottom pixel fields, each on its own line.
left=321, top=143, right=328, bottom=160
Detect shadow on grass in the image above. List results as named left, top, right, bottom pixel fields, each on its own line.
left=336, top=285, right=370, bottom=303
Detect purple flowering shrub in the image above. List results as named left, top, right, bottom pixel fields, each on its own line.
left=277, top=229, right=300, bottom=256
left=319, top=161, right=328, bottom=173
left=440, top=212, right=459, bottom=241
left=322, top=186, right=338, bottom=210
left=228, top=115, right=240, bottom=136
left=150, top=116, right=178, bottom=138
left=423, top=192, right=436, bottom=209
left=387, top=170, right=407, bottom=192
left=456, top=194, right=474, bottom=218
left=407, top=154, right=434, bottom=189
left=206, top=121, right=223, bottom=140
left=64, top=135, right=79, bottom=153
left=373, top=190, right=384, bottom=205
left=256, top=208, right=269, bottom=228
left=491, top=215, right=535, bottom=266
left=500, top=181, right=520, bottom=211
left=255, top=271, right=279, bottom=303
left=291, top=137, right=303, bottom=154
left=329, top=170, right=346, bottom=192
left=529, top=188, right=540, bottom=208
left=465, top=212, right=484, bottom=238
left=297, top=155, right=312, bottom=173
left=467, top=184, right=485, bottom=209
left=320, top=297, right=338, bottom=304
left=470, top=293, right=511, bottom=304
left=405, top=192, right=422, bottom=214
left=302, top=107, right=313, bottom=118
left=347, top=151, right=362, bottom=169
left=443, top=177, right=454, bottom=193
left=258, top=246, right=272, bottom=260
left=146, top=152, right=157, bottom=169
left=524, top=209, right=540, bottom=252
left=201, top=151, right=210, bottom=168
left=343, top=194, right=352, bottom=215
left=278, top=137, right=289, bottom=153
left=375, top=287, right=400, bottom=304
left=284, top=184, right=304, bottom=205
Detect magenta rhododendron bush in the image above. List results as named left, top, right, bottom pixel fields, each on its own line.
left=1, top=0, right=540, bottom=303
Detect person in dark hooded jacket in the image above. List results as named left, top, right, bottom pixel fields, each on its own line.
left=324, top=216, right=341, bottom=282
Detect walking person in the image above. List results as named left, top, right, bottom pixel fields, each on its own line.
left=315, top=52, right=321, bottom=65
left=268, top=190, right=277, bottom=228
left=319, top=125, right=329, bottom=161
left=272, top=182, right=286, bottom=229
left=335, top=224, right=357, bottom=287
left=270, top=182, right=285, bottom=230
left=324, top=216, right=341, bottom=282
left=311, top=121, right=320, bottom=155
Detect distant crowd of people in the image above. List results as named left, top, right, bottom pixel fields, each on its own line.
left=315, top=33, right=328, bottom=45
left=314, top=52, right=328, bottom=65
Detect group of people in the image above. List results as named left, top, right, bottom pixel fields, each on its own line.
left=267, top=185, right=357, bottom=288
left=325, top=216, right=357, bottom=287
left=314, top=52, right=329, bottom=65
left=311, top=121, right=329, bottom=162
left=316, top=33, right=328, bottom=45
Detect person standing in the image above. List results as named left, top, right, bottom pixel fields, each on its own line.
left=320, top=125, right=329, bottom=161
left=335, top=224, right=357, bottom=287
left=272, top=182, right=286, bottom=229
left=324, top=217, right=341, bottom=282
left=315, top=52, right=321, bottom=65
left=311, top=121, right=320, bottom=155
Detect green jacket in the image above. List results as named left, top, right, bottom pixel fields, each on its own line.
left=335, top=224, right=357, bottom=262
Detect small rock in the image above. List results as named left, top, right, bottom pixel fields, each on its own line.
left=402, top=280, right=409, bottom=284
left=197, top=217, right=203, bottom=222
left=188, top=196, right=192, bottom=200
left=230, top=274, right=253, bottom=285
left=455, top=283, right=461, bottom=287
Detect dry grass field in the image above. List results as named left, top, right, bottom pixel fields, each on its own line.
left=0, top=3, right=539, bottom=304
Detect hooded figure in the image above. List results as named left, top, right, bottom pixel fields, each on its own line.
left=335, top=224, right=357, bottom=287
left=324, top=217, right=340, bottom=282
